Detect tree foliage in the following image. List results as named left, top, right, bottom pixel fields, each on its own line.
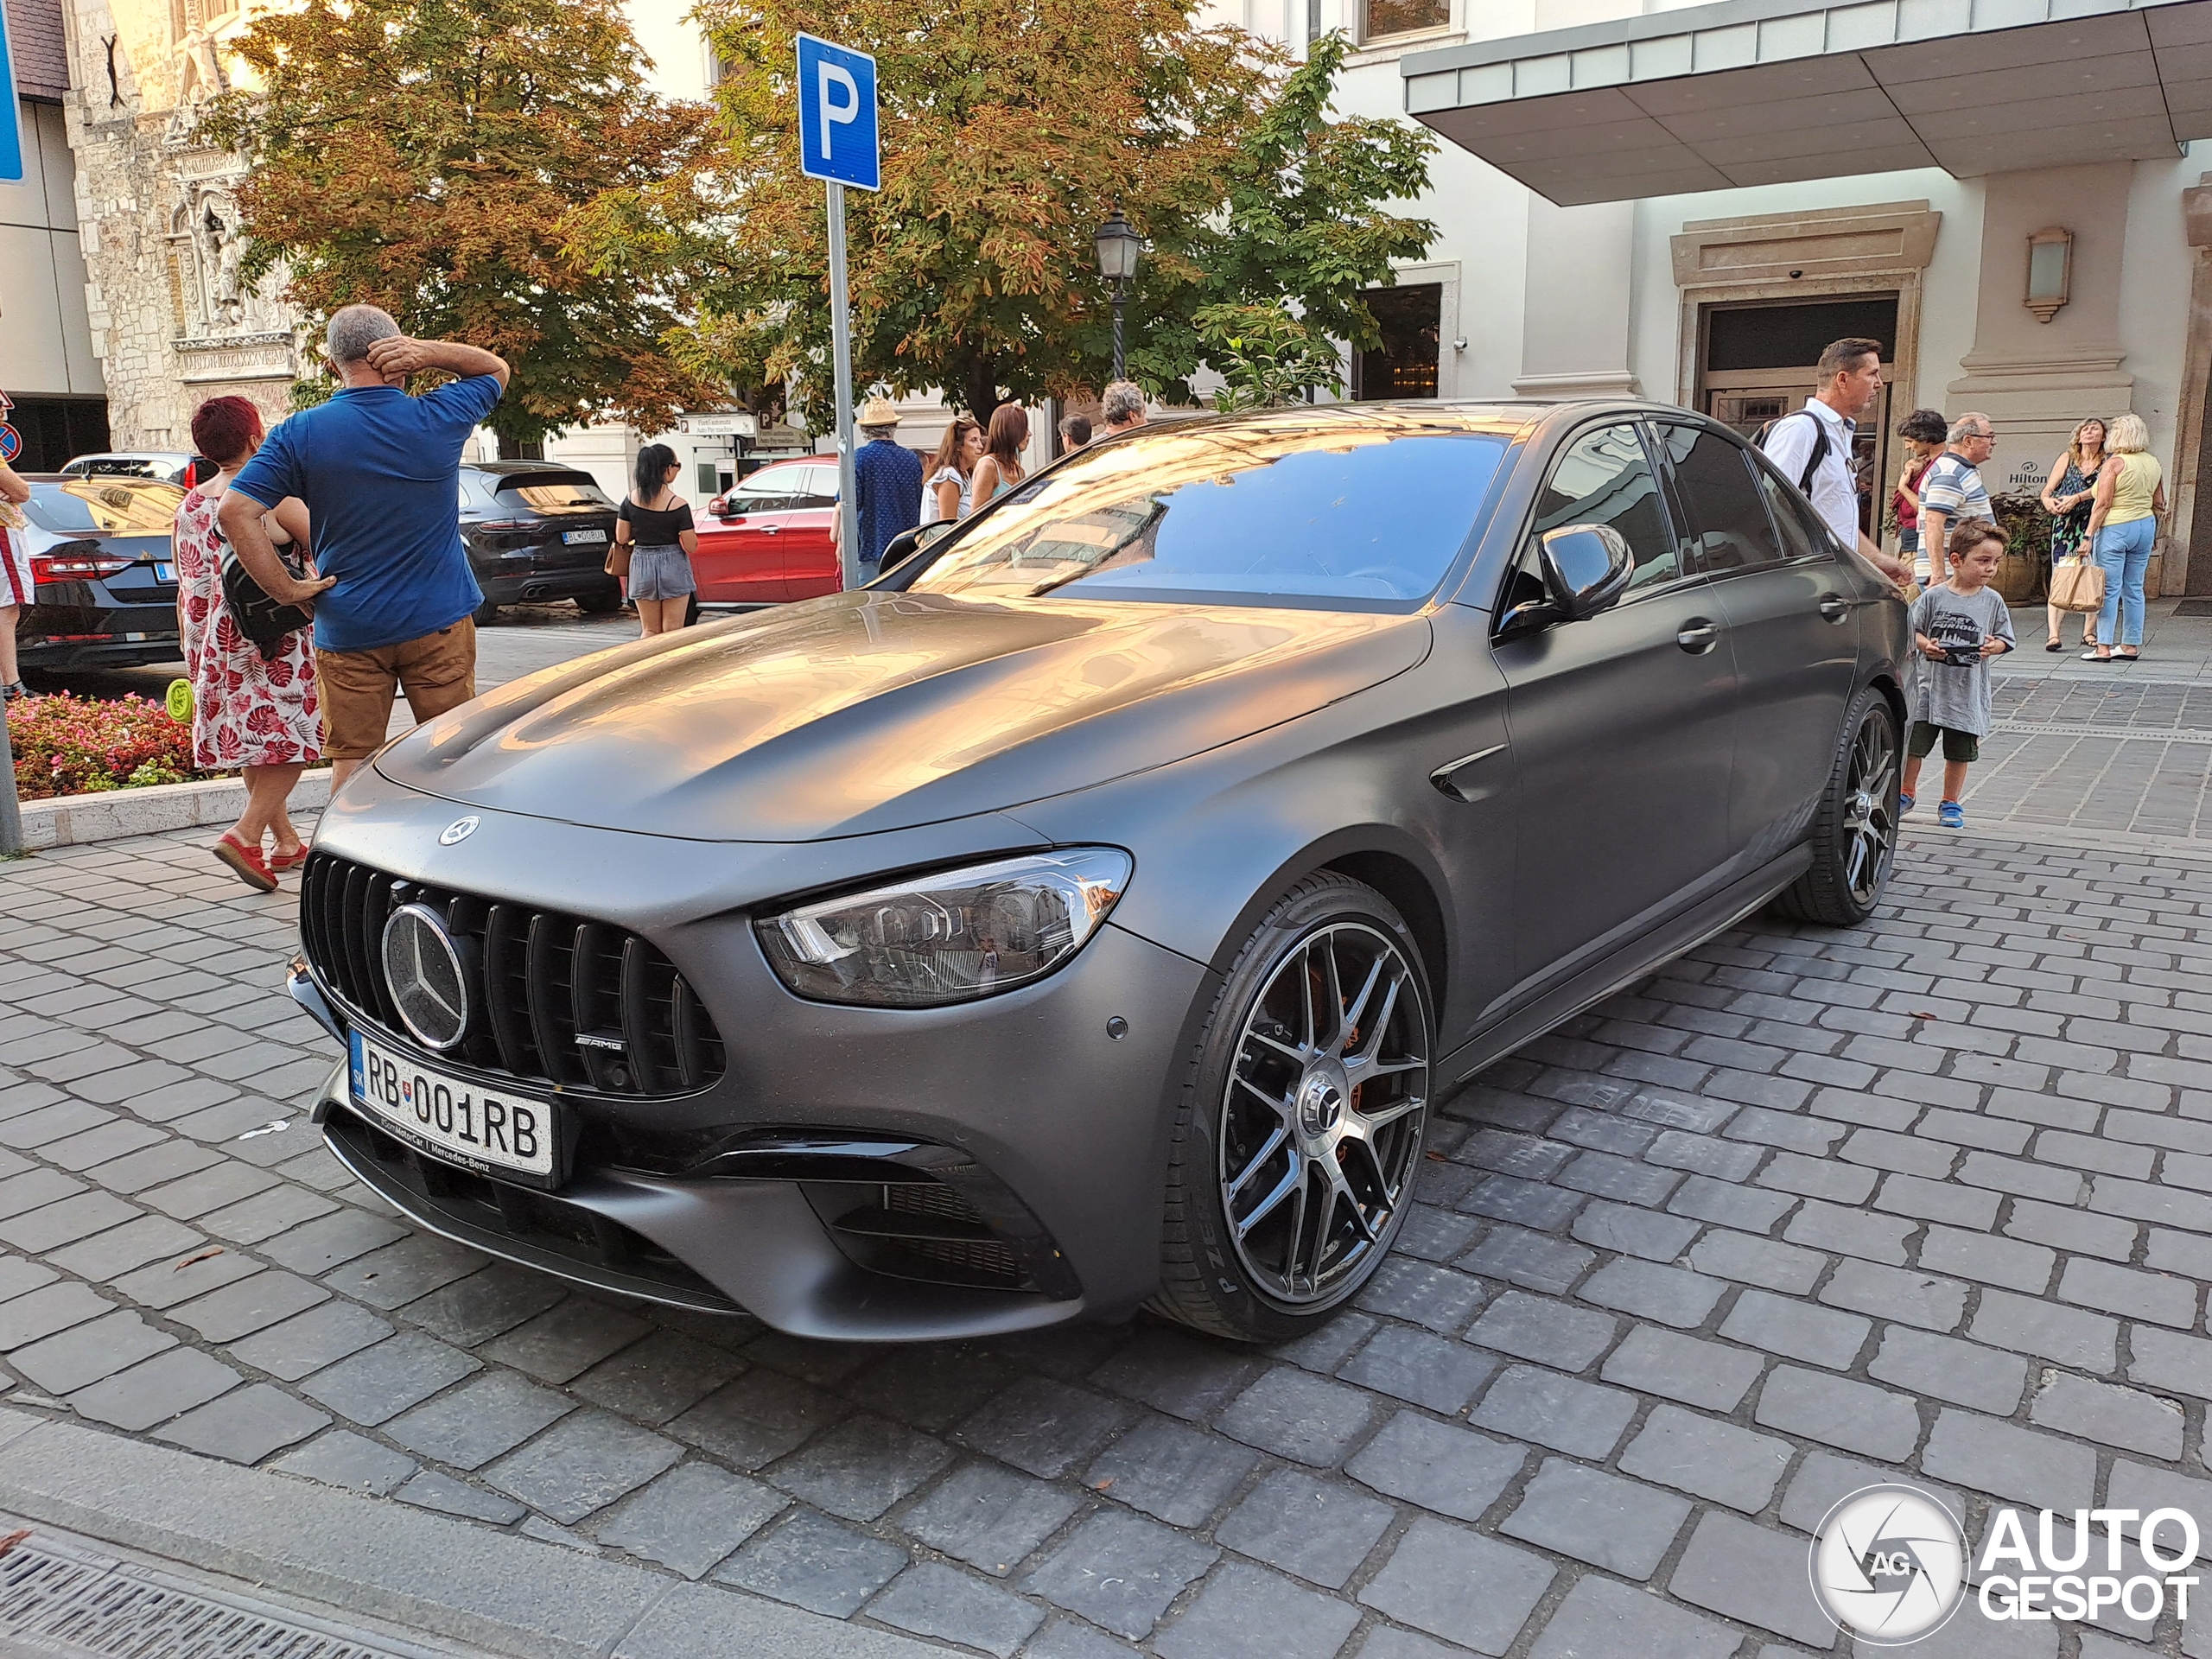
left=571, top=18, right=1435, bottom=422
left=1196, top=302, right=1345, bottom=410
left=203, top=0, right=720, bottom=448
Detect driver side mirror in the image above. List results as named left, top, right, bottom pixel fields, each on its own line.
left=1537, top=524, right=1634, bottom=620
left=880, top=520, right=952, bottom=572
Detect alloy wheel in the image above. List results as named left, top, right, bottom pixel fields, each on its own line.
left=1217, top=922, right=1430, bottom=1306
left=1840, top=709, right=1898, bottom=906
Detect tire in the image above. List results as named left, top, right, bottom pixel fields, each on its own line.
left=574, top=590, right=623, bottom=615
left=1771, top=686, right=1900, bottom=928
left=471, top=598, right=500, bottom=626
left=1151, top=872, right=1435, bottom=1343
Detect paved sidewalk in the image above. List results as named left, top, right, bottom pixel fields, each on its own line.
left=1961, top=600, right=2212, bottom=842
left=5, top=812, right=2212, bottom=1655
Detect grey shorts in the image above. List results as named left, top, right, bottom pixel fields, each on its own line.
left=628, top=545, right=696, bottom=601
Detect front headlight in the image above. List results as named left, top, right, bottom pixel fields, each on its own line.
left=757, top=849, right=1134, bottom=1007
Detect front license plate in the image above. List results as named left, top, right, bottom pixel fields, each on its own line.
left=155, top=563, right=175, bottom=581
left=562, top=529, right=607, bottom=545
left=349, top=1031, right=555, bottom=1179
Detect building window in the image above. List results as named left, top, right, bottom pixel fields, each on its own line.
left=1363, top=0, right=1449, bottom=41
left=706, top=44, right=731, bottom=87
left=1353, top=283, right=1442, bottom=400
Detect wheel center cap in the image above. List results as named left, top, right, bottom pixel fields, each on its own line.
left=1297, top=1062, right=1350, bottom=1139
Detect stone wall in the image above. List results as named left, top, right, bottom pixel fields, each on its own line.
left=60, top=0, right=300, bottom=449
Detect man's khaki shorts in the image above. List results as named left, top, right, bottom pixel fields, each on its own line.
left=315, top=618, right=477, bottom=761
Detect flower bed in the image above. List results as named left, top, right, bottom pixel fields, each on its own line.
left=7, top=692, right=213, bottom=800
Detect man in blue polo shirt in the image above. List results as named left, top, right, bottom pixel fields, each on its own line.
left=219, top=304, right=508, bottom=788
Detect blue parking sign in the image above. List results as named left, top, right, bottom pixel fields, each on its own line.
left=796, top=33, right=878, bottom=193
left=0, top=0, right=23, bottom=184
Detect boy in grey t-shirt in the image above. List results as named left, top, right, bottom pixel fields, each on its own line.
left=1904, top=521, right=2014, bottom=828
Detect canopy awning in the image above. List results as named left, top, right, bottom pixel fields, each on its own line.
left=1402, top=0, right=2212, bottom=205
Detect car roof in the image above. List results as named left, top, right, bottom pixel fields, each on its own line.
left=65, top=452, right=194, bottom=464
left=463, top=461, right=598, bottom=480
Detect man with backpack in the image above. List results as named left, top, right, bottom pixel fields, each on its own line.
left=1758, top=336, right=1911, bottom=590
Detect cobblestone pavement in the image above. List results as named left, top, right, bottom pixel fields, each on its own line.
left=7, top=821, right=2212, bottom=1656
left=1943, top=602, right=2212, bottom=843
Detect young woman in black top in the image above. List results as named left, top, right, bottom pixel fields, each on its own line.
left=615, top=443, right=698, bottom=636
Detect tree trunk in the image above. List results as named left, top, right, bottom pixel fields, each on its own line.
left=962, top=358, right=1002, bottom=426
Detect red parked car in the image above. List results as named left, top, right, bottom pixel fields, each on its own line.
left=696, top=455, right=843, bottom=604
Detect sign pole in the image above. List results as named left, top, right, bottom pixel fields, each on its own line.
left=827, top=180, right=861, bottom=594
left=796, top=29, right=878, bottom=594
left=0, top=706, right=21, bottom=857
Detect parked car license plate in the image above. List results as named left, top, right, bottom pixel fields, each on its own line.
left=562, top=529, right=607, bottom=545
left=348, top=1031, right=554, bottom=1179
left=155, top=563, right=175, bottom=581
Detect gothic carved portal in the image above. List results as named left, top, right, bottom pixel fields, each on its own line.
left=168, top=177, right=283, bottom=341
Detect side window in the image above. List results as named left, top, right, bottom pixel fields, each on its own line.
left=1529, top=423, right=1679, bottom=598
left=727, top=471, right=796, bottom=513
left=792, top=466, right=841, bottom=508
left=1751, top=461, right=1837, bottom=563
left=1655, top=423, right=1783, bottom=575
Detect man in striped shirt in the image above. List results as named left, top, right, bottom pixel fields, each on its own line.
left=1914, top=413, right=1997, bottom=584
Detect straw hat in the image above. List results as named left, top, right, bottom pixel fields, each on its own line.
left=858, top=395, right=900, bottom=429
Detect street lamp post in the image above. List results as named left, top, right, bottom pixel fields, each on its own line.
left=1093, top=209, right=1142, bottom=383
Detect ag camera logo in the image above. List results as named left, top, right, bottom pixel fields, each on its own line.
left=1808, top=1484, right=1968, bottom=1645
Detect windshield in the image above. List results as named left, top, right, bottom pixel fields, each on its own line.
left=906, top=412, right=1509, bottom=609
left=27, top=480, right=187, bottom=534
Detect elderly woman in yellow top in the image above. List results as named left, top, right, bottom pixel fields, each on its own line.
left=2082, top=412, right=2165, bottom=663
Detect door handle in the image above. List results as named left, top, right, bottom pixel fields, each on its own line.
left=1676, top=619, right=1720, bottom=654
left=760, top=524, right=781, bottom=534
left=1818, top=594, right=1849, bottom=623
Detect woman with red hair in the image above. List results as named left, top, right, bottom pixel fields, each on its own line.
left=175, top=396, right=321, bottom=890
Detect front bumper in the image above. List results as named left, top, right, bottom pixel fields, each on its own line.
left=288, top=791, right=1212, bottom=1340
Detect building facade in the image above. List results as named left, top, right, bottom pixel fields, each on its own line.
left=2, top=0, right=105, bottom=469
left=1256, top=0, right=2212, bottom=591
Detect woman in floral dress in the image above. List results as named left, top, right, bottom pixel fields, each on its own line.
left=174, top=396, right=320, bottom=891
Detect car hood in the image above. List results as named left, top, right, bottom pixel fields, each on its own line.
left=374, top=590, right=1431, bottom=841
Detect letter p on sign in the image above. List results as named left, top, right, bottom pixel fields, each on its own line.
left=796, top=33, right=879, bottom=192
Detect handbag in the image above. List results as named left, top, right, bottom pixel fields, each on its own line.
left=2050, top=556, right=2106, bottom=613
left=219, top=517, right=313, bottom=662
left=605, top=541, right=632, bottom=578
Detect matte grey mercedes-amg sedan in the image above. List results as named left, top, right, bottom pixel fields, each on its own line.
left=288, top=401, right=1908, bottom=1344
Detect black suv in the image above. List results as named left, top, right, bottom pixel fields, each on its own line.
left=461, top=464, right=623, bottom=624
left=13, top=476, right=185, bottom=671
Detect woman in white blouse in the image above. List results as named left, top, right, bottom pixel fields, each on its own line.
left=922, top=417, right=982, bottom=525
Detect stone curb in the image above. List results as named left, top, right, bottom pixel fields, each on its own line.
left=0, top=1410, right=955, bottom=1659
left=14, top=769, right=334, bottom=851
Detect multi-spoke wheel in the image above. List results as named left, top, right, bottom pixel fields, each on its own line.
left=1774, top=688, right=1900, bottom=927
left=1153, top=873, right=1433, bottom=1341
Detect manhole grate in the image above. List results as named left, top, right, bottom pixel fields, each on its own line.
left=0, top=1536, right=435, bottom=1659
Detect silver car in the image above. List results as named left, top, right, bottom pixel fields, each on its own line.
left=289, top=401, right=1907, bottom=1344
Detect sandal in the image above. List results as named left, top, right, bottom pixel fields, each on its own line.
left=213, top=831, right=276, bottom=893
left=2045, top=640, right=2063, bottom=652
left=268, top=845, right=309, bottom=873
